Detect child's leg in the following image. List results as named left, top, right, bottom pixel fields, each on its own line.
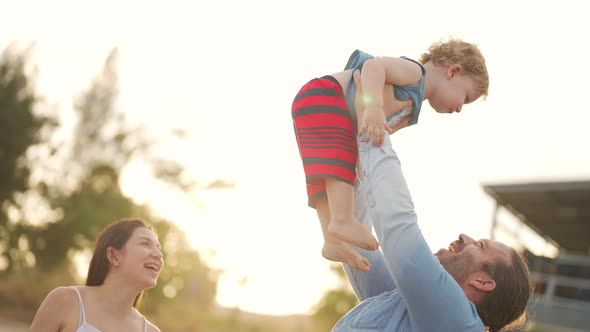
left=316, top=197, right=371, bottom=272
left=325, top=178, right=379, bottom=251
left=291, top=75, right=376, bottom=269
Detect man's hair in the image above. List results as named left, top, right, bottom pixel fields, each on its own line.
left=419, top=37, right=489, bottom=98
left=476, top=249, right=532, bottom=332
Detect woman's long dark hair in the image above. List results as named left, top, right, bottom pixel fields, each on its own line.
left=86, top=218, right=152, bottom=308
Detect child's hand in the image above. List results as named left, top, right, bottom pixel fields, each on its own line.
left=359, top=107, right=391, bottom=146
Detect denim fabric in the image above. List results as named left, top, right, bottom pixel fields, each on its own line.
left=333, top=135, right=485, bottom=332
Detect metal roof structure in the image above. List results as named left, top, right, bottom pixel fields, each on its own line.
left=483, top=180, right=590, bottom=254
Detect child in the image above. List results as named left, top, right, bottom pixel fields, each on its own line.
left=291, top=38, right=488, bottom=271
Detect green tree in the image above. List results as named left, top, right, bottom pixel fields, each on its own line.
left=0, top=45, right=219, bottom=319
left=29, top=166, right=139, bottom=270
left=0, top=45, right=56, bottom=274
left=25, top=49, right=147, bottom=271
left=30, top=48, right=217, bottom=307
left=25, top=49, right=194, bottom=270
left=312, top=264, right=358, bottom=331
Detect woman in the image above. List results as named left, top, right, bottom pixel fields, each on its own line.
left=30, top=218, right=164, bottom=332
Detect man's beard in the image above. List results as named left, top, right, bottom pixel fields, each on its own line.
left=439, top=252, right=481, bottom=284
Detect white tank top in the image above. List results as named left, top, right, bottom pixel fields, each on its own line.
left=71, top=286, right=147, bottom=332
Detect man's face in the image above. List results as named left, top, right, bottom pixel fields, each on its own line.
left=434, top=234, right=512, bottom=284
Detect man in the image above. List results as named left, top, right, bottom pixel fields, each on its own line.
left=332, top=135, right=531, bottom=332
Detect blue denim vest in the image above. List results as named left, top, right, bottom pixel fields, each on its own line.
left=343, top=50, right=426, bottom=129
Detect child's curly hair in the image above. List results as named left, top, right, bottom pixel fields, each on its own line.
left=420, top=37, right=489, bottom=98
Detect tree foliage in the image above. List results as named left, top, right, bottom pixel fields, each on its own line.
left=0, top=46, right=217, bottom=313
left=0, top=45, right=56, bottom=273
left=312, top=264, right=358, bottom=331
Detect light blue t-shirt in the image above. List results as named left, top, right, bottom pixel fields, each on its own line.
left=343, top=50, right=426, bottom=129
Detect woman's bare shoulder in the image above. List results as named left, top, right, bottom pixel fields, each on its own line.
left=29, top=286, right=79, bottom=331
left=146, top=319, right=161, bottom=332
left=44, top=286, right=80, bottom=306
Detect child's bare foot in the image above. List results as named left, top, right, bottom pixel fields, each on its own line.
left=322, top=240, right=371, bottom=272
left=328, top=219, right=379, bottom=251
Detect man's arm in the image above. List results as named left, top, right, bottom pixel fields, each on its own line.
left=342, top=184, right=397, bottom=301
left=360, top=136, right=484, bottom=331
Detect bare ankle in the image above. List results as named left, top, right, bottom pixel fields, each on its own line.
left=329, top=215, right=356, bottom=227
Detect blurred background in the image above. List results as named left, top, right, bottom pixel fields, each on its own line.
left=0, top=0, right=589, bottom=331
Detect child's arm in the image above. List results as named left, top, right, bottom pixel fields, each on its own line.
left=358, top=57, right=423, bottom=145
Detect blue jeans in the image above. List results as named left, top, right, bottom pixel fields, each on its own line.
left=343, top=134, right=415, bottom=300
left=335, top=134, right=484, bottom=331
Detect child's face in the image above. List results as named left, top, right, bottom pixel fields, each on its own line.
left=429, top=67, right=481, bottom=114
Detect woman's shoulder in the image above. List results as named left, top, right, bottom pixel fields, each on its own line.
left=44, top=286, right=80, bottom=306
left=144, top=317, right=161, bottom=332
left=30, top=286, right=80, bottom=328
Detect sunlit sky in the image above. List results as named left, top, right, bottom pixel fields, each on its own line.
left=2, top=0, right=589, bottom=316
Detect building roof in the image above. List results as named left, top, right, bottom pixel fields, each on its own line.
left=483, top=180, right=590, bottom=254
